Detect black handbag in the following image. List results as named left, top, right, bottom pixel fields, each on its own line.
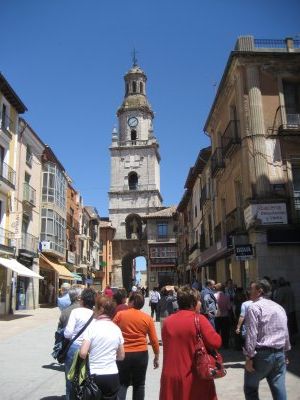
left=52, top=314, right=94, bottom=364
left=74, top=356, right=102, bottom=400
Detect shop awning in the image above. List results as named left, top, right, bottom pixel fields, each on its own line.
left=40, top=254, right=74, bottom=280
left=72, top=273, right=83, bottom=282
left=0, top=257, right=43, bottom=279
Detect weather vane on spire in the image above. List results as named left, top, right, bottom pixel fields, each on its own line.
left=132, top=48, right=138, bottom=67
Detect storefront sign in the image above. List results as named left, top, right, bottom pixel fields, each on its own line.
left=235, top=244, right=254, bottom=261
left=67, top=251, right=75, bottom=264
left=244, top=203, right=287, bottom=228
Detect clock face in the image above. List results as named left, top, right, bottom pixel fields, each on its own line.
left=128, top=117, right=138, bottom=128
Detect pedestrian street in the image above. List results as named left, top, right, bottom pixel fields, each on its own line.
left=0, top=304, right=299, bottom=400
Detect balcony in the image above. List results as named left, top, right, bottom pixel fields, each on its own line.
left=147, top=233, right=176, bottom=243
left=23, top=182, right=36, bottom=207
left=269, top=106, right=300, bottom=136
left=0, top=227, right=15, bottom=254
left=40, top=236, right=65, bottom=257
left=225, top=208, right=245, bottom=233
left=221, top=120, right=241, bottom=158
left=0, top=113, right=13, bottom=139
left=118, top=140, right=149, bottom=147
left=110, top=184, right=158, bottom=192
left=200, top=185, right=210, bottom=208
left=19, top=232, right=39, bottom=255
left=0, top=162, right=16, bottom=190
left=211, top=148, right=225, bottom=177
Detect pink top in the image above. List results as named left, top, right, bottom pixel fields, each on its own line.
left=215, top=291, right=231, bottom=317
left=244, top=297, right=291, bottom=358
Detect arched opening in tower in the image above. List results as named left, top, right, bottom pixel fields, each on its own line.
left=128, top=172, right=138, bottom=190
left=121, top=254, right=147, bottom=293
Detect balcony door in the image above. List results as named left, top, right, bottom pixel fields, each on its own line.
left=292, top=165, right=300, bottom=213
left=0, top=146, right=4, bottom=178
left=283, top=82, right=300, bottom=125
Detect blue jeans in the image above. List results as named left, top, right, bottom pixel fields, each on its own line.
left=65, top=342, right=80, bottom=400
left=244, top=350, right=287, bottom=400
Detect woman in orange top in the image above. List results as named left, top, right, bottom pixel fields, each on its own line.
left=113, top=291, right=159, bottom=400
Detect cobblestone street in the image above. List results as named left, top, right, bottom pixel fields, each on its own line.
left=0, top=305, right=299, bottom=400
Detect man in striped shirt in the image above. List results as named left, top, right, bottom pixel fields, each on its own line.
left=243, top=279, right=290, bottom=400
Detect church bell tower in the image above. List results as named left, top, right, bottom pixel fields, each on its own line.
left=108, top=60, right=162, bottom=286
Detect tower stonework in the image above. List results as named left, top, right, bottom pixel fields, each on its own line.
left=109, top=64, right=162, bottom=288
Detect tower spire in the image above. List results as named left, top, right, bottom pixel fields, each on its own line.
left=132, top=48, right=138, bottom=67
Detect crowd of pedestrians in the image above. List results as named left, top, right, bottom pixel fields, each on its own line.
left=53, top=275, right=296, bottom=400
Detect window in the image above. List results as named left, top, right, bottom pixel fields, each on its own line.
left=132, top=81, right=137, bottom=93
left=22, top=214, right=30, bottom=233
left=128, top=172, right=138, bottom=190
left=0, top=146, right=4, bottom=177
left=42, top=162, right=66, bottom=210
left=194, top=205, right=197, bottom=218
left=131, top=129, right=137, bottom=142
left=1, top=104, right=7, bottom=131
left=26, top=145, right=32, bottom=167
left=126, top=83, right=129, bottom=96
left=25, top=172, right=31, bottom=184
left=283, top=81, right=300, bottom=125
left=40, top=208, right=66, bottom=255
left=157, top=222, right=168, bottom=238
left=140, top=82, right=143, bottom=94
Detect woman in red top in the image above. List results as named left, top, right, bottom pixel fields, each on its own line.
left=160, top=286, right=222, bottom=400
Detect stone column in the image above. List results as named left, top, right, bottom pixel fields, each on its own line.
left=235, top=68, right=253, bottom=201
left=246, top=65, right=269, bottom=197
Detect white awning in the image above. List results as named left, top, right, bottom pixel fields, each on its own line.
left=0, top=257, right=43, bottom=279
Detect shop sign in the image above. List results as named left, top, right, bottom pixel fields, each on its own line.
left=235, top=244, right=254, bottom=261
left=67, top=251, right=75, bottom=264
left=244, top=203, right=287, bottom=228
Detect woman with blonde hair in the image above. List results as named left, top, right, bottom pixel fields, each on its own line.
left=80, top=295, right=125, bottom=400
left=160, top=286, right=222, bottom=400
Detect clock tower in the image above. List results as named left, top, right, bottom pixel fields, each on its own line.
left=108, top=62, right=162, bottom=287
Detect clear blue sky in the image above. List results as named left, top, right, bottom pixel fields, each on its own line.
left=2, top=1, right=299, bottom=219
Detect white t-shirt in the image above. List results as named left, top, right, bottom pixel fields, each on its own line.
left=64, top=307, right=93, bottom=345
left=83, top=319, right=124, bottom=375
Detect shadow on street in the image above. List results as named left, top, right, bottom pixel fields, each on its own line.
left=42, top=363, right=65, bottom=372
left=219, top=340, right=300, bottom=377
left=287, top=341, right=300, bottom=377
left=40, top=396, right=66, bottom=400
left=0, top=314, right=32, bottom=321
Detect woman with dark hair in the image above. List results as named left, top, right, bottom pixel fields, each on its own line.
left=113, top=292, right=159, bottom=400
left=80, top=296, right=125, bottom=399
left=113, top=288, right=128, bottom=315
left=159, top=286, right=222, bottom=400
left=64, top=288, right=96, bottom=400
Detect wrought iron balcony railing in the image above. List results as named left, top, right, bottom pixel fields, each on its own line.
left=20, top=232, right=39, bottom=253
left=0, top=161, right=16, bottom=188
left=268, top=106, right=300, bottom=135
left=0, top=227, right=15, bottom=248
left=221, top=120, right=241, bottom=158
left=211, top=148, right=225, bottom=177
left=200, top=185, right=210, bottom=208
left=118, top=140, right=149, bottom=146
left=23, top=182, right=36, bottom=206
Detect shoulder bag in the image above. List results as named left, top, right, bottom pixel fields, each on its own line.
left=53, top=314, right=94, bottom=364
left=74, top=355, right=101, bottom=400
left=193, top=314, right=226, bottom=380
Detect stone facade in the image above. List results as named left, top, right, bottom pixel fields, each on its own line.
left=109, top=64, right=163, bottom=288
